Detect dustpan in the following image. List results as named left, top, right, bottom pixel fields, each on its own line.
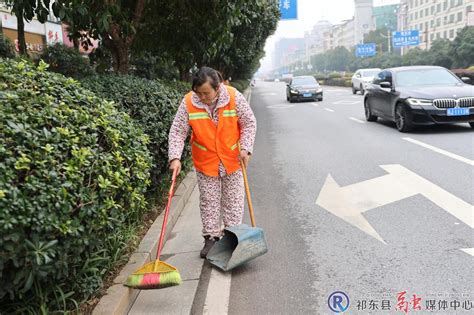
left=206, top=157, right=268, bottom=271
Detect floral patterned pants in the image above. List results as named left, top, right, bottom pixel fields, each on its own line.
left=196, top=169, right=245, bottom=238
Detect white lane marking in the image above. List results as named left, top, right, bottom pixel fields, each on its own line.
left=403, top=137, right=474, bottom=166
left=311, top=102, right=320, bottom=107
left=332, top=100, right=360, bottom=105
left=324, top=108, right=334, bottom=112
left=266, top=104, right=295, bottom=109
left=460, top=248, right=474, bottom=256
left=259, top=92, right=277, bottom=96
left=349, top=117, right=366, bottom=124
left=247, top=90, right=252, bottom=105
left=203, top=268, right=232, bottom=315
left=316, top=164, right=474, bottom=244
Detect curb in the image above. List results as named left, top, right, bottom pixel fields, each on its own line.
left=93, top=171, right=197, bottom=315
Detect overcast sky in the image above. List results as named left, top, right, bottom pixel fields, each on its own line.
left=260, top=0, right=399, bottom=71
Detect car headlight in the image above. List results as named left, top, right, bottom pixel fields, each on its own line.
left=406, top=98, right=433, bottom=106
left=316, top=87, right=323, bottom=92
left=290, top=90, right=298, bottom=94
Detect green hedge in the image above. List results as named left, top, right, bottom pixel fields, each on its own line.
left=40, top=43, right=94, bottom=79
left=0, top=59, right=152, bottom=313
left=0, top=33, right=15, bottom=59
left=81, top=75, right=191, bottom=197
left=231, top=79, right=250, bottom=92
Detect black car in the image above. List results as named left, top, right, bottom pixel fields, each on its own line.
left=364, top=66, right=474, bottom=132
left=286, top=76, right=323, bottom=102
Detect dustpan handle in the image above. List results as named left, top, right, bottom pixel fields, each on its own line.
left=156, top=168, right=178, bottom=260
left=238, top=144, right=256, bottom=228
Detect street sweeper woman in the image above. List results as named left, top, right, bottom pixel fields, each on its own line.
left=168, top=66, right=257, bottom=258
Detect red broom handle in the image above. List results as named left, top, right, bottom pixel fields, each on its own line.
left=156, top=169, right=178, bottom=260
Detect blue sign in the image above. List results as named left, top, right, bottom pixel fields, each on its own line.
left=392, top=30, right=420, bottom=47
left=279, top=0, right=297, bottom=20
left=356, top=43, right=377, bottom=57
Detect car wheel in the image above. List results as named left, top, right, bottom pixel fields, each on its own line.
left=319, top=96, right=323, bottom=101
left=469, top=122, right=474, bottom=129
left=286, top=95, right=289, bottom=101
left=364, top=99, right=377, bottom=122
left=360, top=84, right=365, bottom=95
left=352, top=85, right=357, bottom=94
left=395, top=104, right=413, bottom=132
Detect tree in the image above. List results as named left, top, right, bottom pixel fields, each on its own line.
left=363, top=27, right=390, bottom=52
left=210, top=1, right=279, bottom=80
left=428, top=39, right=453, bottom=68
left=6, top=0, right=52, bottom=56
left=402, top=47, right=432, bottom=66
left=55, top=0, right=147, bottom=74
left=135, top=1, right=242, bottom=80
left=450, top=26, right=474, bottom=68
left=326, top=46, right=352, bottom=71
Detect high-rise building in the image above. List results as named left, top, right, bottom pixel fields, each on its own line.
left=355, top=0, right=376, bottom=44
left=373, top=3, right=401, bottom=30
left=304, top=20, right=333, bottom=58
left=273, top=38, right=305, bottom=69
left=399, top=0, right=473, bottom=50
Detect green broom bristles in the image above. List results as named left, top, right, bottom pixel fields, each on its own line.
left=125, top=270, right=182, bottom=289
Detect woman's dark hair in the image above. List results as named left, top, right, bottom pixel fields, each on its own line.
left=192, top=66, right=223, bottom=91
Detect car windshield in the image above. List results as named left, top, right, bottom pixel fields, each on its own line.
left=361, top=70, right=379, bottom=77
left=292, top=77, right=317, bottom=85
left=396, top=69, right=461, bottom=87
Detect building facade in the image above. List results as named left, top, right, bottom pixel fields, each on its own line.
left=273, top=37, right=305, bottom=69
left=355, top=0, right=376, bottom=44
left=399, top=0, right=473, bottom=49
left=304, top=20, right=333, bottom=58
left=0, top=2, right=63, bottom=55
left=373, top=3, right=401, bottom=30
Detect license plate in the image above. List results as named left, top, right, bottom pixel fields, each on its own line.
left=447, top=108, right=469, bottom=116
left=303, top=93, right=312, bottom=97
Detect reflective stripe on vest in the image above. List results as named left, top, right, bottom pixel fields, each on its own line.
left=189, top=112, right=211, bottom=120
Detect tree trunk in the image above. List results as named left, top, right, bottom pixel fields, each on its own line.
left=15, top=9, right=27, bottom=56
left=116, top=44, right=130, bottom=74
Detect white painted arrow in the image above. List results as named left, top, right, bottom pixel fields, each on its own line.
left=316, top=165, right=474, bottom=244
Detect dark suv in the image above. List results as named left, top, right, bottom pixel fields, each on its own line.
left=364, top=66, right=474, bottom=132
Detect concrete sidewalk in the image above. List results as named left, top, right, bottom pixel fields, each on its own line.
left=128, top=186, right=205, bottom=315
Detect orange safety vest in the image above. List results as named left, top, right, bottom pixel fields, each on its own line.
left=186, top=86, right=241, bottom=177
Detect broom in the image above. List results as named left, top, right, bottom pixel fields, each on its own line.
left=124, top=169, right=182, bottom=289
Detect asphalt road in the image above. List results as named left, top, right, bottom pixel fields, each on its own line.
left=226, top=81, right=474, bottom=314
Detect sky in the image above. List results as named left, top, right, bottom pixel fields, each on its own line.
left=260, top=0, right=400, bottom=71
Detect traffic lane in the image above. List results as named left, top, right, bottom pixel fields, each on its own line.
left=229, top=82, right=320, bottom=314
left=319, top=85, right=474, bottom=159
left=230, top=82, right=473, bottom=313
left=261, top=83, right=473, bottom=307
left=256, top=81, right=472, bottom=218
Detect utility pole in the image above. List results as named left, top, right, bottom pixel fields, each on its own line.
left=388, top=29, right=391, bottom=53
